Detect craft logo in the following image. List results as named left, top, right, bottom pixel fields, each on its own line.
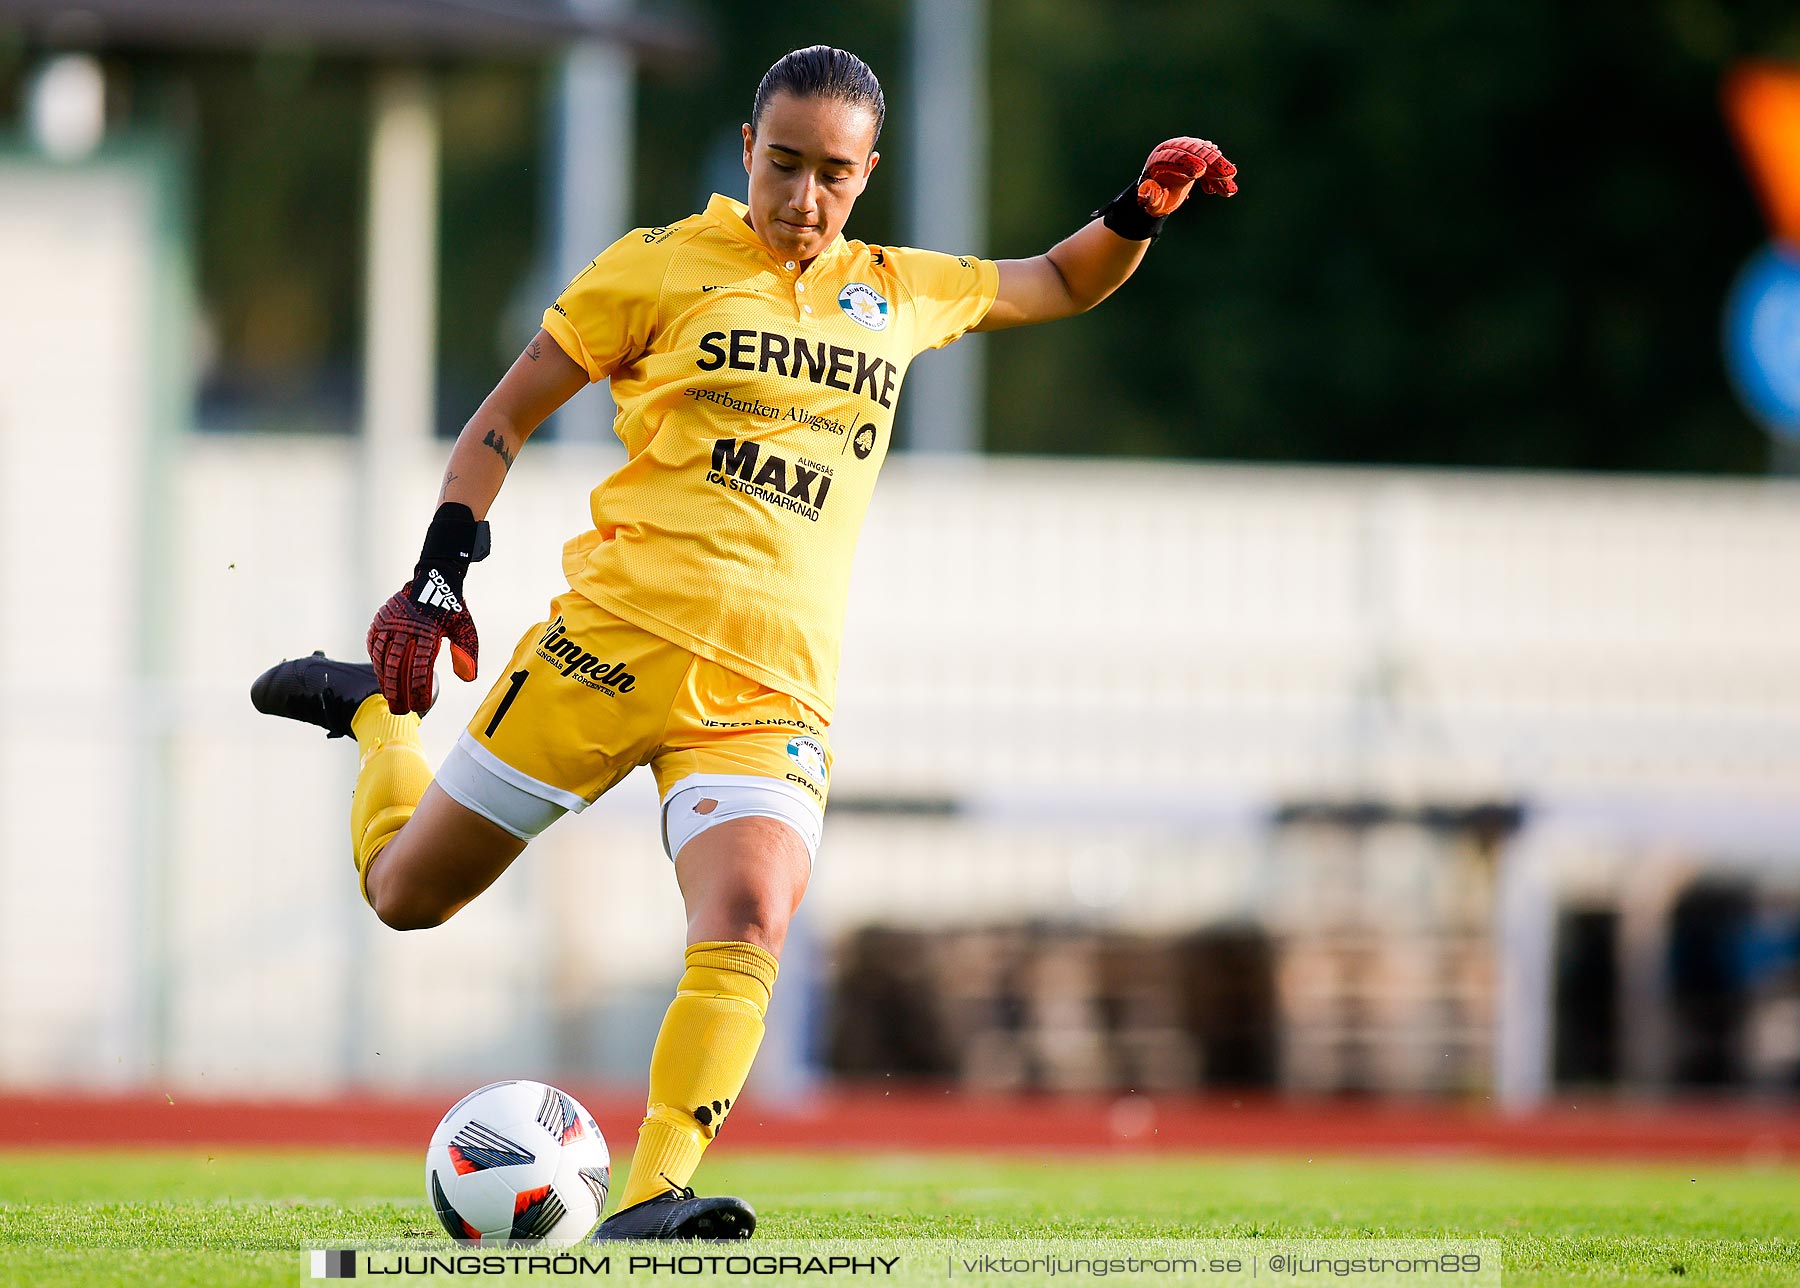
left=838, top=282, right=890, bottom=332
left=787, top=736, right=827, bottom=783
left=851, top=423, right=878, bottom=460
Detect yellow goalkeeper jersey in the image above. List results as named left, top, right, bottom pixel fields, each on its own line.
left=541, top=194, right=999, bottom=719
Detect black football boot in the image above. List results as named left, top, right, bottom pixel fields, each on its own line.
left=588, top=1186, right=755, bottom=1242
left=250, top=651, right=381, bottom=739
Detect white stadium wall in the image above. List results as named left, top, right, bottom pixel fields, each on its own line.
left=8, top=429, right=1800, bottom=1098
left=0, top=149, right=186, bottom=1093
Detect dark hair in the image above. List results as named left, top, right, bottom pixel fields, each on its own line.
left=750, top=45, right=885, bottom=145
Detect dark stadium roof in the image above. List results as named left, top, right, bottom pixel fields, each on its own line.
left=0, top=0, right=703, bottom=61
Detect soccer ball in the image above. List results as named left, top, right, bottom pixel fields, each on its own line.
left=425, top=1080, right=610, bottom=1244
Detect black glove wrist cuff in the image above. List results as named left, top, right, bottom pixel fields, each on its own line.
left=417, top=502, right=491, bottom=579
left=1093, top=180, right=1165, bottom=242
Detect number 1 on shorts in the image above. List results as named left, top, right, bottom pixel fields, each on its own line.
left=484, top=669, right=530, bottom=738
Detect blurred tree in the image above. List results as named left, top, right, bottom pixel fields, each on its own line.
left=154, top=51, right=368, bottom=433
left=119, top=53, right=546, bottom=435
left=19, top=0, right=1796, bottom=469
left=977, top=0, right=1791, bottom=470
left=434, top=61, right=550, bottom=432
left=636, top=0, right=907, bottom=245
left=639, top=0, right=1798, bottom=472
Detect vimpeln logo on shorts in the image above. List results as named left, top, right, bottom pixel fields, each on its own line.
left=786, top=736, right=827, bottom=783
left=536, top=617, right=637, bottom=692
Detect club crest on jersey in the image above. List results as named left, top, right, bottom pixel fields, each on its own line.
left=787, top=736, right=827, bottom=783
left=838, top=283, right=889, bottom=332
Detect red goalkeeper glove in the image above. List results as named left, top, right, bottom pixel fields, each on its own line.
left=1096, top=136, right=1238, bottom=240
left=366, top=503, right=490, bottom=716
left=1138, top=136, right=1237, bottom=213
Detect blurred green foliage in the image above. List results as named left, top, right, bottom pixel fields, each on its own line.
left=643, top=0, right=1800, bottom=471
left=161, top=52, right=369, bottom=432
left=111, top=51, right=545, bottom=434
left=10, top=0, right=1800, bottom=469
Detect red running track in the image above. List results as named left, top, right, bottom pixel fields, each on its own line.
left=3, top=1089, right=1799, bottom=1163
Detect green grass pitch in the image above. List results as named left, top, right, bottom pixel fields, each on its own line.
left=1, top=1150, right=1797, bottom=1286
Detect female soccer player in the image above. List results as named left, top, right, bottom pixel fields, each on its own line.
left=254, top=45, right=1234, bottom=1241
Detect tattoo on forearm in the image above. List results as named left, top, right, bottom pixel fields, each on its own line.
left=527, top=336, right=542, bottom=362
left=437, top=471, right=459, bottom=502
left=482, top=428, right=515, bottom=470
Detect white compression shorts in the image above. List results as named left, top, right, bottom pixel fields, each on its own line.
left=436, top=738, right=823, bottom=864
left=660, top=773, right=823, bottom=864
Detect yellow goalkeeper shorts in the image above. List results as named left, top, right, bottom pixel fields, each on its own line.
left=433, top=590, right=831, bottom=857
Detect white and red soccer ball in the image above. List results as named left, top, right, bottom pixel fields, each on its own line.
left=426, top=1080, right=610, bottom=1244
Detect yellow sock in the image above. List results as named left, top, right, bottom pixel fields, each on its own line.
left=617, top=940, right=779, bottom=1210
left=347, top=693, right=431, bottom=906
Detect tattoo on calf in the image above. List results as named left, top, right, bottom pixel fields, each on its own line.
left=437, top=470, right=459, bottom=502
left=482, top=428, right=515, bottom=469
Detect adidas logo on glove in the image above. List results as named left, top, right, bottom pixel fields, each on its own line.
left=416, top=568, right=464, bottom=613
